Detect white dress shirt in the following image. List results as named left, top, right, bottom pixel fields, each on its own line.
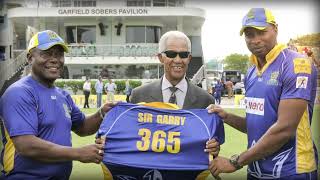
left=105, top=82, right=117, bottom=92
left=83, top=81, right=91, bottom=92
left=162, top=75, right=187, bottom=108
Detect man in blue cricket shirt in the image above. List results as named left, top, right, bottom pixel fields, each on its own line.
left=209, top=8, right=318, bottom=179
left=0, top=30, right=115, bottom=179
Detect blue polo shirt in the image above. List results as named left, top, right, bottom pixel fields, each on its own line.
left=0, top=75, right=85, bottom=179
left=244, top=44, right=318, bottom=179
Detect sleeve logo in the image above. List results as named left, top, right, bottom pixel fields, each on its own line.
left=293, top=58, right=311, bottom=74
left=296, top=76, right=308, bottom=89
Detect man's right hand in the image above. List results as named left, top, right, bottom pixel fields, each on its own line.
left=76, top=144, right=104, bottom=164
left=207, top=104, right=229, bottom=120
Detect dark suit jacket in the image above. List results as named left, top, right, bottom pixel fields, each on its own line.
left=130, top=79, right=215, bottom=109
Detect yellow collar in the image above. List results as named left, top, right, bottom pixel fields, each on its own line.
left=138, top=102, right=180, bottom=110
left=250, top=44, right=287, bottom=76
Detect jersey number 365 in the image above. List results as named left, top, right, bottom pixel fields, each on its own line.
left=136, top=128, right=181, bottom=154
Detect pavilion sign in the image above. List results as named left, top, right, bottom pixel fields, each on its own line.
left=58, top=8, right=149, bottom=15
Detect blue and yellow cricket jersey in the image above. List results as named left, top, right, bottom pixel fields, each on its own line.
left=245, top=44, right=318, bottom=179
left=0, top=75, right=85, bottom=179
left=97, top=102, right=224, bottom=180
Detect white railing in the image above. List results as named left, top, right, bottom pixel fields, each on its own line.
left=0, top=50, right=28, bottom=89
left=66, top=44, right=159, bottom=58
left=190, top=65, right=205, bottom=85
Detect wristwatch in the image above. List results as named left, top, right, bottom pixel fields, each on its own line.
left=229, top=154, right=243, bottom=170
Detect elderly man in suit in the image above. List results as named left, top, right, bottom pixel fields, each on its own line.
left=129, top=30, right=219, bottom=178
left=130, top=31, right=215, bottom=109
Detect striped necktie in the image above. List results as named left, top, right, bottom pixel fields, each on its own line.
left=169, top=86, right=178, bottom=104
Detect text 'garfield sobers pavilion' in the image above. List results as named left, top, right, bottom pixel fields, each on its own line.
left=58, top=8, right=149, bottom=15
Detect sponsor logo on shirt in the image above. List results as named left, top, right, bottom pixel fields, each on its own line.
left=296, top=76, right=308, bottom=89
left=267, top=71, right=279, bottom=86
left=293, top=58, right=311, bottom=74
left=245, top=97, right=265, bottom=116
left=51, top=95, right=56, bottom=100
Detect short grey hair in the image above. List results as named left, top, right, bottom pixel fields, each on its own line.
left=158, top=31, right=191, bottom=53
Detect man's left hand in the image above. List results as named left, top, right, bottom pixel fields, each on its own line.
left=100, top=102, right=118, bottom=118
left=209, top=156, right=237, bottom=177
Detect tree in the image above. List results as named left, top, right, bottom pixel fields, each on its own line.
left=292, top=33, right=320, bottom=47
left=206, top=58, right=223, bottom=71
left=223, top=53, right=249, bottom=74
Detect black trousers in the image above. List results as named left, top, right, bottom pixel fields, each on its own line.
left=84, top=91, right=90, bottom=108
left=126, top=95, right=130, bottom=102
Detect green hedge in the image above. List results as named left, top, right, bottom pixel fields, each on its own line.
left=54, top=80, right=142, bottom=95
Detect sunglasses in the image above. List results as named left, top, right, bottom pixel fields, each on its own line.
left=162, top=50, right=190, bottom=59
